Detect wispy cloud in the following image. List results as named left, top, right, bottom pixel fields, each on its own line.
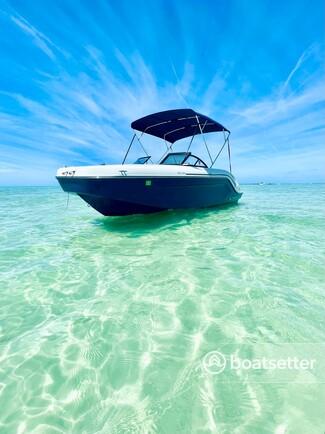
left=0, top=44, right=195, bottom=184
left=169, top=60, right=192, bottom=106
left=214, top=45, right=325, bottom=182
left=0, top=1, right=324, bottom=184
left=10, top=13, right=63, bottom=60
left=232, top=80, right=325, bottom=127
left=281, top=45, right=317, bottom=94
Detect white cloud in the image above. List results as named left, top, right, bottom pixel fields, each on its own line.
left=281, top=44, right=317, bottom=94
left=0, top=45, right=195, bottom=184
left=231, top=80, right=325, bottom=127
left=11, top=14, right=56, bottom=59
left=0, top=21, right=324, bottom=184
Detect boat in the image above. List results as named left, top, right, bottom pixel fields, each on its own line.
left=56, top=109, right=242, bottom=216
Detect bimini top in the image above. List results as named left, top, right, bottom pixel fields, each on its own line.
left=131, top=108, right=229, bottom=144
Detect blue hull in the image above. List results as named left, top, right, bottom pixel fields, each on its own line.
left=57, top=176, right=242, bottom=216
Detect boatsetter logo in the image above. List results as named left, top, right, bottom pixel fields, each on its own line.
left=203, top=351, right=316, bottom=374
left=201, top=344, right=325, bottom=383
left=202, top=351, right=227, bottom=374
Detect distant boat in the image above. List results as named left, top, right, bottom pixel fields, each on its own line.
left=56, top=109, right=242, bottom=216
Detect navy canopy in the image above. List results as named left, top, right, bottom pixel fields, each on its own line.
left=131, top=109, right=229, bottom=143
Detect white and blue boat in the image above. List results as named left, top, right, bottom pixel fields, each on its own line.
left=56, top=109, right=242, bottom=216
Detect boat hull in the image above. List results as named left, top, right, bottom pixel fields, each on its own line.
left=57, top=175, right=242, bottom=216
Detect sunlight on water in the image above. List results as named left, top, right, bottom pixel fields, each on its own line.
left=0, top=185, right=325, bottom=433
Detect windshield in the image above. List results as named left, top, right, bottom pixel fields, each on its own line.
left=183, top=155, right=207, bottom=167
left=134, top=156, right=151, bottom=164
left=160, top=153, right=189, bottom=165
left=160, top=152, right=207, bottom=167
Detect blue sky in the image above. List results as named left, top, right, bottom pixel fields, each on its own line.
left=0, top=0, right=324, bottom=185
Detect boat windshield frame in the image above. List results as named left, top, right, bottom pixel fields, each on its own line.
left=159, top=152, right=208, bottom=167
left=133, top=156, right=151, bottom=164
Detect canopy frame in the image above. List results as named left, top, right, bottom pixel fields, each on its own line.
left=122, top=109, right=232, bottom=172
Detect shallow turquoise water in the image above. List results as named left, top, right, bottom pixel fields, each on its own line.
left=0, top=185, right=325, bottom=433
